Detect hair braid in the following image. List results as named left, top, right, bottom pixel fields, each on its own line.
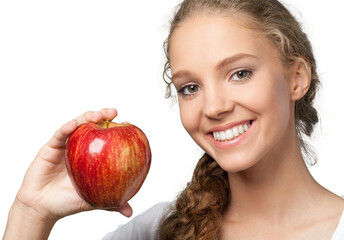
left=159, top=154, right=229, bottom=240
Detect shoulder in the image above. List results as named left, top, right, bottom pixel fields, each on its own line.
left=102, top=202, right=172, bottom=240
left=134, top=202, right=172, bottom=221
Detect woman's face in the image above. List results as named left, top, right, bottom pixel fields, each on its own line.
left=169, top=16, right=296, bottom=172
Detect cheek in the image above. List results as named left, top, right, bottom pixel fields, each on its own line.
left=267, top=78, right=291, bottom=119
left=250, top=76, right=292, bottom=141
left=245, top=71, right=290, bottom=112
left=178, top=99, right=201, bottom=134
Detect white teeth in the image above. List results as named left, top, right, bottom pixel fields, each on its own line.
left=238, top=125, right=244, bottom=134
left=220, top=131, right=226, bottom=141
left=225, top=129, right=233, bottom=140
left=233, top=127, right=239, bottom=137
left=212, top=123, right=251, bottom=142
left=244, top=124, right=248, bottom=131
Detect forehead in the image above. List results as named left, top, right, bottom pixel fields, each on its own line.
left=169, top=15, right=280, bottom=74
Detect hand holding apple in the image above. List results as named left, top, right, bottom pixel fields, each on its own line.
left=65, top=120, right=151, bottom=209
left=4, top=109, right=136, bottom=240
left=12, top=109, right=132, bottom=223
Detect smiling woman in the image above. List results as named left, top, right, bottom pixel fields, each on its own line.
left=2, top=0, right=344, bottom=240
left=158, top=0, right=344, bottom=239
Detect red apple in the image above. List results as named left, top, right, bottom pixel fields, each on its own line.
left=65, top=120, right=151, bottom=209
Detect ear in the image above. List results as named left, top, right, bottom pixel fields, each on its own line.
left=289, top=58, right=311, bottom=101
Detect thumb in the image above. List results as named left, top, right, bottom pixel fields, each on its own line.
left=118, top=202, right=133, bottom=218
left=106, top=202, right=133, bottom=217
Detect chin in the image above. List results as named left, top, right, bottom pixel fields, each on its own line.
left=211, top=152, right=261, bottom=173
left=218, top=161, right=257, bottom=173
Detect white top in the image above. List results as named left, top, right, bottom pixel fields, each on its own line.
left=102, top=202, right=344, bottom=240
left=102, top=202, right=171, bottom=240
left=332, top=210, right=344, bottom=240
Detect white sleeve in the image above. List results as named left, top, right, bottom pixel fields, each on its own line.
left=102, top=202, right=171, bottom=240
left=331, top=210, right=344, bottom=240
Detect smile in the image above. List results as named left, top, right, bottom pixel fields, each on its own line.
left=212, top=121, right=252, bottom=142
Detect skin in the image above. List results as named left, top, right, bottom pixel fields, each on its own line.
left=169, top=15, right=344, bottom=239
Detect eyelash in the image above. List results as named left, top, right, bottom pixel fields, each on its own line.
left=177, top=69, right=253, bottom=97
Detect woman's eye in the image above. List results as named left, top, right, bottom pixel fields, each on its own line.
left=231, top=70, right=252, bottom=81
left=179, top=84, right=200, bottom=96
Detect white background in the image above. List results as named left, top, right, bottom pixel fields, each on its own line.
left=0, top=0, right=343, bottom=239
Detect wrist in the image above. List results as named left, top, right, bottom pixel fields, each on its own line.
left=3, top=199, right=57, bottom=240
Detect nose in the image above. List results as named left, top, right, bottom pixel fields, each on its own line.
left=203, top=83, right=235, bottom=120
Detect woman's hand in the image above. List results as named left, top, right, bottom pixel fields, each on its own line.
left=3, top=108, right=132, bottom=240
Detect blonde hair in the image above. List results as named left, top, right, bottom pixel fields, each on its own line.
left=160, top=0, right=320, bottom=239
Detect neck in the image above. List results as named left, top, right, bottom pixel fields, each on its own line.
left=225, top=134, right=323, bottom=225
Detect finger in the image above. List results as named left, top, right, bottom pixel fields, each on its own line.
left=75, top=108, right=118, bottom=126
left=47, top=109, right=118, bottom=149
left=47, top=119, right=78, bottom=149
left=110, top=202, right=132, bottom=218
left=75, top=111, right=103, bottom=125
left=100, top=108, right=118, bottom=120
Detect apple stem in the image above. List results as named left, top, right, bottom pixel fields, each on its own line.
left=105, top=120, right=111, bottom=128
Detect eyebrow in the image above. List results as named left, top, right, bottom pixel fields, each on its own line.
left=215, top=53, right=258, bottom=71
left=172, top=53, right=258, bottom=81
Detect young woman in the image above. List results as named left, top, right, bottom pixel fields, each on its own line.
left=3, top=0, right=344, bottom=239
